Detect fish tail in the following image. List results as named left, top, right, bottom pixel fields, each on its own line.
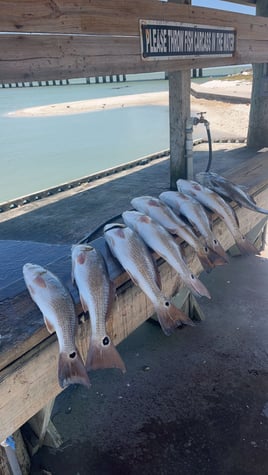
left=207, top=246, right=229, bottom=266
left=156, top=300, right=195, bottom=336
left=86, top=337, right=126, bottom=373
left=255, top=206, right=268, bottom=215
left=196, top=250, right=215, bottom=273
left=211, top=240, right=230, bottom=264
left=185, top=274, right=211, bottom=299
left=235, top=236, right=260, bottom=256
left=58, top=350, right=90, bottom=389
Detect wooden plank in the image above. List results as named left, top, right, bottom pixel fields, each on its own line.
left=1, top=33, right=267, bottom=83
left=26, top=400, right=63, bottom=454
left=0, top=2, right=268, bottom=81
left=0, top=1, right=263, bottom=37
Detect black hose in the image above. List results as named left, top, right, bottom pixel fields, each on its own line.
left=205, top=123, right=213, bottom=172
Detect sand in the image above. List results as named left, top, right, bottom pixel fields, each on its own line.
left=7, top=79, right=252, bottom=140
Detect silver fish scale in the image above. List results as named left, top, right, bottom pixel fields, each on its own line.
left=48, top=289, right=77, bottom=353
left=84, top=250, right=111, bottom=338
left=128, top=231, right=159, bottom=285
left=107, top=227, right=161, bottom=302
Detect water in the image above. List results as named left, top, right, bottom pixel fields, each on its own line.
left=0, top=65, right=251, bottom=204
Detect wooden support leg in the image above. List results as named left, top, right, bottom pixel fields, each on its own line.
left=228, top=217, right=267, bottom=256
left=23, top=399, right=63, bottom=456
left=0, top=430, right=30, bottom=475
left=172, top=287, right=205, bottom=322
left=149, top=286, right=205, bottom=328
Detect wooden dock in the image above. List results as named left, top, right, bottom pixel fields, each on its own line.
left=0, top=149, right=268, bottom=450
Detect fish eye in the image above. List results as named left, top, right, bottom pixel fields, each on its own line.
left=190, top=274, right=195, bottom=280
left=69, top=351, right=76, bottom=359
left=164, top=301, right=170, bottom=307
left=102, top=336, right=110, bottom=346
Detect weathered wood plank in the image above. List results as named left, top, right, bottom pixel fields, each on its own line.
left=0, top=1, right=264, bottom=38
left=0, top=2, right=268, bottom=81
left=0, top=34, right=267, bottom=83
left=169, top=70, right=191, bottom=187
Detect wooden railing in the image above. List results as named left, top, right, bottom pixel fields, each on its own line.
left=0, top=1, right=268, bottom=82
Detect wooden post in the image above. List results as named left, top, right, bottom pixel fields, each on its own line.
left=247, top=0, right=268, bottom=148
left=168, top=0, right=191, bottom=189
left=25, top=400, right=63, bottom=455
left=169, top=69, right=191, bottom=188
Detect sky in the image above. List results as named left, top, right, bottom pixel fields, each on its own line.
left=192, top=0, right=255, bottom=15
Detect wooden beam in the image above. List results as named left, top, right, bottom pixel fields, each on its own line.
left=247, top=0, right=268, bottom=148
left=0, top=1, right=260, bottom=35
left=169, top=70, right=191, bottom=187
left=224, top=0, right=255, bottom=5
left=168, top=0, right=191, bottom=188
left=0, top=1, right=268, bottom=81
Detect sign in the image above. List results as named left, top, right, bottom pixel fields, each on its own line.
left=140, top=20, right=236, bottom=60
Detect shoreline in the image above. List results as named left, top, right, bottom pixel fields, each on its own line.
left=7, top=79, right=252, bottom=119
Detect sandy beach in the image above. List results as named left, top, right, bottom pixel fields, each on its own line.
left=7, top=79, right=252, bottom=140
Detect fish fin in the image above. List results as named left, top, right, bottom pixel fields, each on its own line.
left=58, top=350, right=90, bottom=389
left=86, top=337, right=126, bottom=373
left=206, top=209, right=214, bottom=229
left=207, top=247, right=229, bottom=266
left=105, top=280, right=116, bottom=321
left=235, top=236, right=260, bottom=256
left=211, top=240, right=230, bottom=264
left=71, top=262, right=75, bottom=285
left=232, top=207, right=240, bottom=227
left=44, top=316, right=55, bottom=334
left=239, top=184, right=250, bottom=191
left=163, top=225, right=178, bottom=235
left=156, top=301, right=195, bottom=336
left=196, top=250, right=215, bottom=273
left=152, top=254, right=162, bottom=290
left=186, top=274, right=211, bottom=299
left=126, top=270, right=139, bottom=287
left=80, top=295, right=88, bottom=314
left=255, top=206, right=268, bottom=215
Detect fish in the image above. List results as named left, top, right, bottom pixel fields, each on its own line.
left=196, top=171, right=268, bottom=215
left=122, top=210, right=211, bottom=299
left=22, top=263, right=90, bottom=389
left=71, top=244, right=126, bottom=373
left=159, top=190, right=229, bottom=265
left=130, top=195, right=215, bottom=273
left=104, top=223, right=195, bottom=336
left=176, top=179, right=259, bottom=256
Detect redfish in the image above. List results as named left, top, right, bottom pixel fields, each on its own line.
left=104, top=223, right=194, bottom=336
left=177, top=179, right=259, bottom=256
left=122, top=210, right=211, bottom=299
left=71, top=244, right=126, bottom=373
left=196, top=171, right=268, bottom=215
left=159, top=190, right=229, bottom=265
left=23, top=263, right=90, bottom=389
left=130, top=195, right=214, bottom=273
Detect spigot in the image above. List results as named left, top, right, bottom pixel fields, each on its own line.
left=196, top=111, right=207, bottom=122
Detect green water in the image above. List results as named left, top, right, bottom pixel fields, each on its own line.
left=0, top=65, right=251, bottom=203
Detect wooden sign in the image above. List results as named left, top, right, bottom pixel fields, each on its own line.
left=140, top=20, right=236, bottom=60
